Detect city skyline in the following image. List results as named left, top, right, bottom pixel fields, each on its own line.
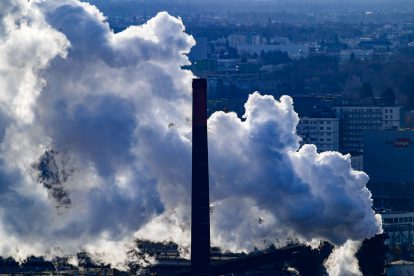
left=1, top=0, right=413, bottom=275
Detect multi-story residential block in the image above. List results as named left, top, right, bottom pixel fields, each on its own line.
left=382, top=106, right=402, bottom=129
left=297, top=117, right=340, bottom=152
left=228, top=34, right=246, bottom=48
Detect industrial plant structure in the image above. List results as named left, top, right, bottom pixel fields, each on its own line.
left=191, top=78, right=211, bottom=275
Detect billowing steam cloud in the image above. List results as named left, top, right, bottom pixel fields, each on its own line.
left=324, top=240, right=363, bottom=276
left=0, top=0, right=381, bottom=274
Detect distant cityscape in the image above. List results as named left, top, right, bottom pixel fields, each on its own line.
left=91, top=2, right=414, bottom=273
left=107, top=2, right=414, bottom=274
left=3, top=0, right=414, bottom=275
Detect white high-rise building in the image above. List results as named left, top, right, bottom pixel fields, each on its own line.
left=296, top=117, right=340, bottom=152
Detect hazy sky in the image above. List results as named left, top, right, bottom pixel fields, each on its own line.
left=84, top=0, right=414, bottom=16
left=86, top=0, right=413, bottom=4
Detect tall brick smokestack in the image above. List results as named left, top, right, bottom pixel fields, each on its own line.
left=191, top=78, right=211, bottom=275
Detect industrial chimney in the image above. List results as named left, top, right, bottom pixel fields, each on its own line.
left=191, top=78, right=211, bottom=275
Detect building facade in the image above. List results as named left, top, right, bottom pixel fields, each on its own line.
left=297, top=117, right=340, bottom=152
left=382, top=106, right=403, bottom=129
left=334, top=106, right=403, bottom=155
left=364, top=129, right=414, bottom=211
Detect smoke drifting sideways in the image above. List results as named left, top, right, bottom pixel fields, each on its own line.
left=0, top=0, right=381, bottom=274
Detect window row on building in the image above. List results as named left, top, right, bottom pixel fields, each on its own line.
left=297, top=106, right=403, bottom=154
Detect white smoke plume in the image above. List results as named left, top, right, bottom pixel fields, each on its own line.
left=324, top=240, right=363, bottom=276
left=0, top=0, right=382, bottom=274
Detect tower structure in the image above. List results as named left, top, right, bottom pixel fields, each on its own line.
left=191, top=78, right=211, bottom=275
